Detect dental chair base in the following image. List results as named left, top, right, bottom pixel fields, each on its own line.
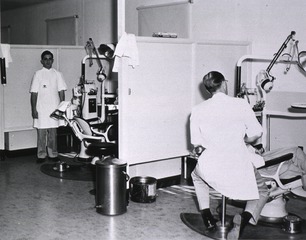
left=78, top=142, right=92, bottom=161
left=259, top=197, right=288, bottom=223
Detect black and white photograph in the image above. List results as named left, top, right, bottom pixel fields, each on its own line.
left=1, top=1, right=306, bottom=239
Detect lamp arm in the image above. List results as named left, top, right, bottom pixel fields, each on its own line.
left=266, top=31, right=296, bottom=74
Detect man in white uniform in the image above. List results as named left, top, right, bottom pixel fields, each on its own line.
left=30, top=50, right=67, bottom=163
left=190, top=71, right=269, bottom=239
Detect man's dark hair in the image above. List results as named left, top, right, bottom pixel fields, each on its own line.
left=41, top=50, right=54, bottom=60
left=203, top=71, right=225, bottom=94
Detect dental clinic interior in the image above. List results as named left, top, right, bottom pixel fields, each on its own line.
left=2, top=0, right=306, bottom=239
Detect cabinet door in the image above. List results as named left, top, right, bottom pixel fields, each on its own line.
left=119, top=40, right=192, bottom=164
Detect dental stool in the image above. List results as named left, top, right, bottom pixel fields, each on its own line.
left=180, top=189, right=233, bottom=240
left=205, top=194, right=232, bottom=240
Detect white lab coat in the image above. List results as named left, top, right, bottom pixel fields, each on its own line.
left=190, top=93, right=264, bottom=200
left=30, top=68, right=67, bottom=129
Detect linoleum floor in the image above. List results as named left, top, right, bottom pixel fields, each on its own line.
left=1, top=153, right=306, bottom=240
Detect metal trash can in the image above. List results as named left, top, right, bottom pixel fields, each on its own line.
left=95, top=157, right=128, bottom=215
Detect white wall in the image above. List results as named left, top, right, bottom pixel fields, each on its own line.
left=191, top=0, right=306, bottom=92
left=126, top=0, right=306, bottom=51
left=1, top=0, right=116, bottom=45
left=126, top=0, right=306, bottom=91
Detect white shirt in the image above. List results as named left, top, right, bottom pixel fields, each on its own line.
left=30, top=67, right=67, bottom=129
left=190, top=92, right=264, bottom=200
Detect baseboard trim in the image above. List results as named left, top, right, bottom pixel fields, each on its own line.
left=157, top=175, right=181, bottom=189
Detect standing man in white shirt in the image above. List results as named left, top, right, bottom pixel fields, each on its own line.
left=30, top=50, right=67, bottom=163
left=190, top=71, right=269, bottom=239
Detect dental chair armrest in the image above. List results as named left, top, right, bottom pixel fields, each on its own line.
left=81, top=134, right=104, bottom=142
left=280, top=175, right=301, bottom=185
left=258, top=153, right=293, bottom=169
left=91, top=123, right=113, bottom=134
left=90, top=122, right=113, bottom=128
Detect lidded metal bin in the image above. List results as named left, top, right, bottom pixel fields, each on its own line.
left=95, top=157, right=128, bottom=215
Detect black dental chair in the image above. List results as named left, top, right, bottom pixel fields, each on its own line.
left=71, top=116, right=118, bottom=161
left=50, top=101, right=118, bottom=161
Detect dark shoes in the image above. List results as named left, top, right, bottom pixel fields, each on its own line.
left=36, top=158, right=46, bottom=164
left=49, top=157, right=60, bottom=162
left=36, top=157, right=60, bottom=163
left=201, top=212, right=217, bottom=232
left=227, top=214, right=242, bottom=240
left=205, top=221, right=217, bottom=232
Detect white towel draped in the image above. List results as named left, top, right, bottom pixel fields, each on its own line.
left=112, top=32, right=139, bottom=72
left=0, top=44, right=13, bottom=68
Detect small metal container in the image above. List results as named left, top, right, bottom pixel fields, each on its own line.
left=129, top=176, right=157, bottom=203
left=281, top=215, right=302, bottom=234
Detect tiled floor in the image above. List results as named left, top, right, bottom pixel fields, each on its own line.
left=1, top=153, right=306, bottom=240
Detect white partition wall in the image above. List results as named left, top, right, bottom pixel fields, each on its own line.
left=119, top=38, right=193, bottom=164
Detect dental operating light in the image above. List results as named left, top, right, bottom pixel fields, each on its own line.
left=260, top=31, right=296, bottom=92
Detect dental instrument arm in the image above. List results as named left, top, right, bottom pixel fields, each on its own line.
left=266, top=31, right=296, bottom=74
left=85, top=38, right=107, bottom=81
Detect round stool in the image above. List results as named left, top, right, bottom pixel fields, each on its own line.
left=204, top=195, right=232, bottom=240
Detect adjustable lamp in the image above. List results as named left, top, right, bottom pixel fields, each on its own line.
left=259, top=31, right=296, bottom=93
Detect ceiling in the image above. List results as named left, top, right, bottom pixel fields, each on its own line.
left=1, top=0, right=57, bottom=11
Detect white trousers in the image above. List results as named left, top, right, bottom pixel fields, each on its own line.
left=191, top=164, right=269, bottom=225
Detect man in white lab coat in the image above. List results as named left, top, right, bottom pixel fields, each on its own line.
left=30, top=50, right=67, bottom=163
left=190, top=71, right=269, bottom=239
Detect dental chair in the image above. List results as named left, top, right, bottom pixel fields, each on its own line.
left=71, top=116, right=118, bottom=160
left=258, top=152, right=306, bottom=223
left=51, top=101, right=118, bottom=161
